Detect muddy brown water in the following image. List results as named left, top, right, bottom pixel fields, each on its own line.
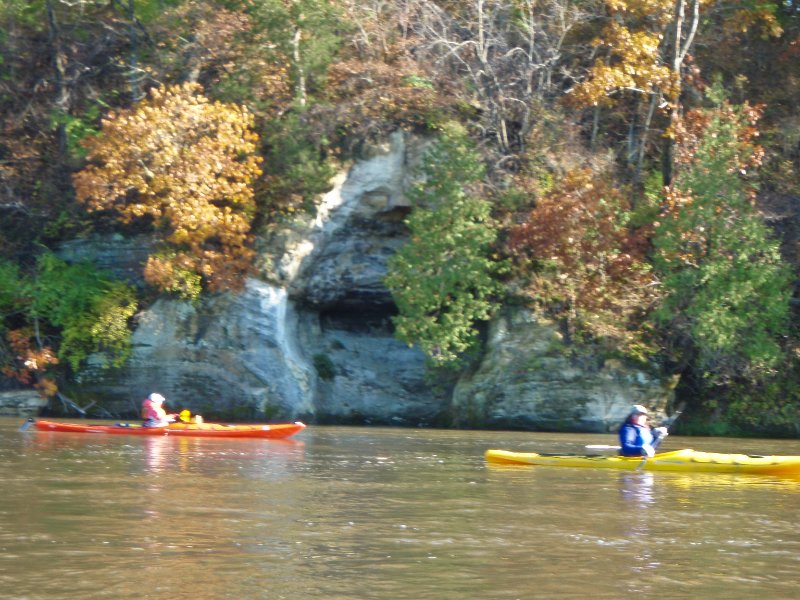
left=2, top=418, right=800, bottom=598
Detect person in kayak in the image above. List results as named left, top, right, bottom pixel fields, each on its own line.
left=618, top=405, right=668, bottom=457
left=141, top=393, right=177, bottom=427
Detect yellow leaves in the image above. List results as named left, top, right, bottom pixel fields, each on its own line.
left=605, top=0, right=675, bottom=24
left=570, top=22, right=675, bottom=107
left=73, top=83, right=263, bottom=293
left=726, top=7, right=783, bottom=38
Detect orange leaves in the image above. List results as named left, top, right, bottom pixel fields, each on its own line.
left=73, top=83, right=262, bottom=293
left=656, top=186, right=705, bottom=267
left=508, top=168, right=657, bottom=347
left=1, top=328, right=59, bottom=396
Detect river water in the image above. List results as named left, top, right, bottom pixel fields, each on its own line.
left=1, top=417, right=799, bottom=599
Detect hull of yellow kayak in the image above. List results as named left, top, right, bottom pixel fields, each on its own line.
left=32, top=419, right=305, bottom=440
left=485, top=448, right=800, bottom=476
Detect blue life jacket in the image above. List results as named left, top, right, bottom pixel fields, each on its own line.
left=618, top=421, right=655, bottom=456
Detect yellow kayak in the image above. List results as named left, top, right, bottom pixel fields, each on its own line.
left=485, top=448, right=800, bottom=476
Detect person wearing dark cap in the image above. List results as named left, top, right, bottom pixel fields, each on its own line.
left=618, top=404, right=668, bottom=457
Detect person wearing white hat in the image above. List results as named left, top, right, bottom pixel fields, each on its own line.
left=618, top=404, right=668, bottom=457
left=141, top=392, right=177, bottom=427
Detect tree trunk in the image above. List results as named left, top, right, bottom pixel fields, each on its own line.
left=662, top=0, right=700, bottom=187
left=634, top=92, right=660, bottom=190
left=126, top=0, right=144, bottom=102
left=45, top=0, right=69, bottom=159
left=292, top=28, right=307, bottom=107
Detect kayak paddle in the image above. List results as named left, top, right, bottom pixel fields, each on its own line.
left=586, top=403, right=686, bottom=454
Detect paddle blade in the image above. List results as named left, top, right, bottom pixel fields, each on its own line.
left=18, top=418, right=35, bottom=432
left=179, top=409, right=192, bottom=423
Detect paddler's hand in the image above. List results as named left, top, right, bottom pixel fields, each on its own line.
left=654, top=427, right=668, bottom=438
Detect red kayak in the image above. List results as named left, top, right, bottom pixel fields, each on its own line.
left=32, top=419, right=306, bottom=439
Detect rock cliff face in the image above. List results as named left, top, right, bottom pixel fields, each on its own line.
left=69, top=130, right=675, bottom=430
left=0, top=390, right=46, bottom=417
left=453, top=310, right=678, bottom=432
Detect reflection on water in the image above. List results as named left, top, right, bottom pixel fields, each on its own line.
left=2, top=420, right=800, bottom=599
left=618, top=472, right=658, bottom=588
left=143, top=435, right=169, bottom=474
left=619, top=471, right=655, bottom=505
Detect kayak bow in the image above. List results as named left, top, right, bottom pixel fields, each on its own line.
left=485, top=448, right=800, bottom=476
left=32, top=419, right=306, bottom=440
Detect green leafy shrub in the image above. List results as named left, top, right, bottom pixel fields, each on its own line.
left=385, top=124, right=505, bottom=365
left=32, top=253, right=138, bottom=371
left=0, top=252, right=138, bottom=388
left=259, top=112, right=337, bottom=216
left=652, top=100, right=792, bottom=386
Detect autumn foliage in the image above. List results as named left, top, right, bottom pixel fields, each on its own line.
left=0, top=0, right=799, bottom=425
left=508, top=169, right=657, bottom=352
left=1, top=328, right=59, bottom=397
left=569, top=20, right=677, bottom=108
left=73, top=83, right=263, bottom=296
left=324, top=58, right=449, bottom=139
